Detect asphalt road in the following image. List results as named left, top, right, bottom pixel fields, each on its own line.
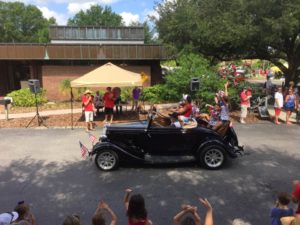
left=0, top=123, right=299, bottom=225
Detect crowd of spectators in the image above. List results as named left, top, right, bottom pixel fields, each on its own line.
left=1, top=180, right=299, bottom=225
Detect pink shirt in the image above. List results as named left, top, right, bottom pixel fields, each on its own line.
left=240, top=91, right=248, bottom=106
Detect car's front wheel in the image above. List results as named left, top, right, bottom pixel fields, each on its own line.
left=95, top=149, right=119, bottom=171
left=198, top=145, right=226, bottom=170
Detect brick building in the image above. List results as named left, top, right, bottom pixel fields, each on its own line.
left=0, top=26, right=166, bottom=100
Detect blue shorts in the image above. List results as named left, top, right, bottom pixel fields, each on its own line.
left=285, top=106, right=294, bottom=111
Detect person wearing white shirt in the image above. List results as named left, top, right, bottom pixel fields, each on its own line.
left=274, top=87, right=283, bottom=125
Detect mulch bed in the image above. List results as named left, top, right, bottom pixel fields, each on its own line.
left=0, top=110, right=264, bottom=128
left=0, top=111, right=147, bottom=128
left=0, top=101, right=83, bottom=114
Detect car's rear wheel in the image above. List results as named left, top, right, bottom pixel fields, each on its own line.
left=95, top=149, right=119, bottom=171
left=198, top=145, right=226, bottom=170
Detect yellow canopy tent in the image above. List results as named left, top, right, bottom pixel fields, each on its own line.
left=270, top=66, right=281, bottom=73
left=69, top=62, right=146, bottom=129
left=71, top=62, right=143, bottom=88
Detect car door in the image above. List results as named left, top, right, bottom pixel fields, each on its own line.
left=146, top=126, right=193, bottom=155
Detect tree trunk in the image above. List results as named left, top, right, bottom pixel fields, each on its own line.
left=284, top=70, right=298, bottom=87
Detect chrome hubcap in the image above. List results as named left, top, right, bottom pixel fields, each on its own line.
left=98, top=152, right=116, bottom=170
left=204, top=149, right=224, bottom=168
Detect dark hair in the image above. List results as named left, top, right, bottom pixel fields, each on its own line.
left=63, top=215, right=81, bottom=225
left=14, top=204, right=29, bottom=219
left=186, top=95, right=192, bottom=104
left=92, top=213, right=105, bottom=225
left=221, top=96, right=229, bottom=104
left=127, top=194, right=147, bottom=220
left=277, top=192, right=291, bottom=205
left=181, top=216, right=196, bottom=225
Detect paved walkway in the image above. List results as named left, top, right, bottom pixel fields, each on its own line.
left=0, top=108, right=83, bottom=120
left=268, top=107, right=298, bottom=123
left=0, top=103, right=168, bottom=120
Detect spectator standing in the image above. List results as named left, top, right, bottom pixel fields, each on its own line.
left=0, top=211, right=18, bottom=225
left=94, top=91, right=103, bottom=117
left=284, top=88, right=296, bottom=125
left=92, top=200, right=117, bottom=225
left=264, top=76, right=274, bottom=95
left=132, top=87, right=141, bottom=111
left=113, top=87, right=122, bottom=115
left=124, top=189, right=153, bottom=225
left=269, top=192, right=294, bottom=225
left=274, top=87, right=284, bottom=125
left=103, top=87, right=115, bottom=124
left=82, top=90, right=95, bottom=132
left=240, top=87, right=251, bottom=124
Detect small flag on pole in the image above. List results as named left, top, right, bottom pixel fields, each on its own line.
left=88, top=133, right=97, bottom=144
left=79, top=141, right=89, bottom=158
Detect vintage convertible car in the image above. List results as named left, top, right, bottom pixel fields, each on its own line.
left=91, top=115, right=244, bottom=171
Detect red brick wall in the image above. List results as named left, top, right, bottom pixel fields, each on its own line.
left=42, top=65, right=98, bottom=101
left=42, top=65, right=151, bottom=101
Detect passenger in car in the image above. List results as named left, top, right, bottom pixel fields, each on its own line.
left=205, top=104, right=220, bottom=128
left=169, top=112, right=182, bottom=128
left=213, top=82, right=230, bottom=131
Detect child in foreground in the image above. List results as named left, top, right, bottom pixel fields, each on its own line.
left=269, top=192, right=294, bottom=225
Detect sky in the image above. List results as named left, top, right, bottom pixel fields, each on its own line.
left=6, top=0, right=164, bottom=25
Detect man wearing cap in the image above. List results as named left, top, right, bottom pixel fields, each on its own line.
left=82, top=90, right=95, bottom=131
left=0, top=211, right=18, bottom=225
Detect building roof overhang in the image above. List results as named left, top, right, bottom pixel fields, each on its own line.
left=0, top=43, right=166, bottom=60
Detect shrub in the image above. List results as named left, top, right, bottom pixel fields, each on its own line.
left=60, top=79, right=86, bottom=101
left=7, top=88, right=47, bottom=107
left=141, top=84, right=166, bottom=103
left=120, top=87, right=132, bottom=103
left=162, top=53, right=216, bottom=102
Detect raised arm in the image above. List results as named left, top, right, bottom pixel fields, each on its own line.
left=173, top=205, right=200, bottom=225
left=100, top=201, right=117, bottom=225
left=173, top=206, right=190, bottom=225
left=83, top=95, right=92, bottom=106
left=124, top=188, right=132, bottom=210
left=199, top=198, right=213, bottom=225
left=224, top=81, right=229, bottom=97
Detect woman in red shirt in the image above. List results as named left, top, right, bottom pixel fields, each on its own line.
left=124, top=189, right=153, bottom=225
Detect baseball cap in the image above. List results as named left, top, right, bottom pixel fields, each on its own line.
left=0, top=212, right=19, bottom=225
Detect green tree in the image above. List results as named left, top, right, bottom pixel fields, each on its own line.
left=154, top=0, right=300, bottom=85
left=0, top=1, right=55, bottom=43
left=67, top=5, right=123, bottom=26
left=129, top=21, right=157, bottom=44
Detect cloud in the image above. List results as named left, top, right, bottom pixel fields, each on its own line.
left=120, top=12, right=140, bottom=26
left=67, top=2, right=97, bottom=15
left=143, top=9, right=159, bottom=21
left=38, top=6, right=68, bottom=25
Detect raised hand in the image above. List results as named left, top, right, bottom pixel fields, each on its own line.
left=199, top=198, right=212, bottom=211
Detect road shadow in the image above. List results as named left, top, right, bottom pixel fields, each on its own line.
left=0, top=146, right=299, bottom=225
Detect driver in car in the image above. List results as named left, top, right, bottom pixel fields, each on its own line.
left=176, top=95, right=193, bottom=123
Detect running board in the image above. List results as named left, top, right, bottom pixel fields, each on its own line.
left=144, top=155, right=196, bottom=163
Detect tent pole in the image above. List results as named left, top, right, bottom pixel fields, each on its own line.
left=71, top=87, right=74, bottom=130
